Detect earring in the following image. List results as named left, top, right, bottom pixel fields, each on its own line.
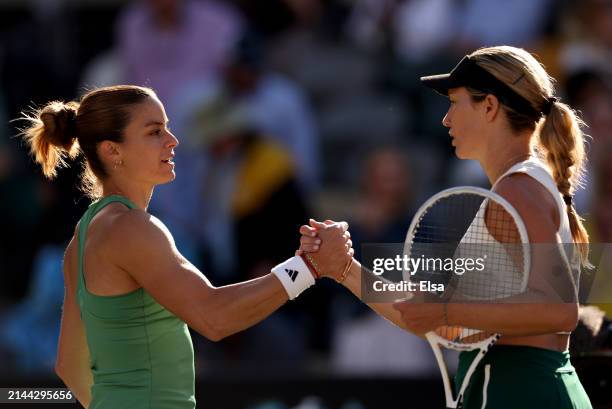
left=113, top=159, right=123, bottom=170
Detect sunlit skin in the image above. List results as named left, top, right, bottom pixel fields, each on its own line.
left=55, top=93, right=354, bottom=407
left=443, top=88, right=488, bottom=160
left=99, top=96, right=178, bottom=210
left=299, top=86, right=578, bottom=352
left=443, top=87, right=532, bottom=184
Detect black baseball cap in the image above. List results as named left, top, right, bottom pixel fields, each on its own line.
left=421, top=56, right=539, bottom=116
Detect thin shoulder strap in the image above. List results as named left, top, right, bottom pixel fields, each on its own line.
left=77, top=195, right=138, bottom=291
left=493, top=159, right=567, bottom=232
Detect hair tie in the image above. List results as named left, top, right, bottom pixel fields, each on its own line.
left=542, top=96, right=558, bottom=115
left=511, top=73, right=525, bottom=85
left=563, top=195, right=573, bottom=206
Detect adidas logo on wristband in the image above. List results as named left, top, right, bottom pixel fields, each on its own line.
left=285, top=269, right=298, bottom=282
left=272, top=256, right=315, bottom=300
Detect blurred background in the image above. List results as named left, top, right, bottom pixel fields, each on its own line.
left=0, top=0, right=611, bottom=408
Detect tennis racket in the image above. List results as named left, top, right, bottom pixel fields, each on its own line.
left=403, top=186, right=530, bottom=409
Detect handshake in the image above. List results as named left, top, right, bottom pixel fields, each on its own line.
left=295, top=219, right=355, bottom=283
left=270, top=218, right=446, bottom=336
left=271, top=218, right=355, bottom=300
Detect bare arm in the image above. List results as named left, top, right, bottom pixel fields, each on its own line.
left=338, top=253, right=573, bottom=336
left=340, top=258, right=412, bottom=331
left=302, top=173, right=580, bottom=338
left=109, top=211, right=292, bottom=341
left=444, top=175, right=579, bottom=335
left=298, top=221, right=409, bottom=330
left=55, top=235, right=93, bottom=408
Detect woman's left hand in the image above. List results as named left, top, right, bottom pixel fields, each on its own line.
left=392, top=299, right=447, bottom=336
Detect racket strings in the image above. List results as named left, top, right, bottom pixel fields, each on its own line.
left=458, top=197, right=526, bottom=301
left=407, top=192, right=528, bottom=344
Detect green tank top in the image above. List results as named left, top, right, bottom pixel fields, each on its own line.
left=77, top=195, right=196, bottom=409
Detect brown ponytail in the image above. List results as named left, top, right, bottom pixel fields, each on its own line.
left=20, top=100, right=81, bottom=179
left=538, top=100, right=590, bottom=265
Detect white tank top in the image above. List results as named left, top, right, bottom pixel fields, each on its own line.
left=455, top=158, right=579, bottom=299
left=493, top=158, right=573, bottom=244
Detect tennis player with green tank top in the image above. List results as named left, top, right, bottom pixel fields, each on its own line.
left=20, top=85, right=354, bottom=408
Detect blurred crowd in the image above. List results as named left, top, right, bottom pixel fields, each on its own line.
left=0, top=0, right=611, bottom=383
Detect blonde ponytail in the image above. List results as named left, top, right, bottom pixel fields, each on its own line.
left=465, top=46, right=591, bottom=267
left=538, top=100, right=590, bottom=266
left=20, top=101, right=80, bottom=179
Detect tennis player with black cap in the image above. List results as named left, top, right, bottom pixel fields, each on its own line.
left=298, top=46, right=593, bottom=408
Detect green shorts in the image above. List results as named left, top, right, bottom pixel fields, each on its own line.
left=456, top=345, right=592, bottom=409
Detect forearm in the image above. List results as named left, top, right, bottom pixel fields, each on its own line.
left=344, top=261, right=578, bottom=337
left=205, top=273, right=289, bottom=340
left=341, top=259, right=409, bottom=331
left=447, top=301, right=579, bottom=336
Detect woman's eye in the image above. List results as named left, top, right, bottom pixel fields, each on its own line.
left=151, top=129, right=162, bottom=136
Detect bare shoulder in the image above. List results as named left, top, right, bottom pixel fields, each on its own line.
left=107, top=207, right=175, bottom=248
left=101, top=206, right=181, bottom=274
left=493, top=173, right=559, bottom=242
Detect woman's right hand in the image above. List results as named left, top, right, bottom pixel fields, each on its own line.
left=297, top=219, right=354, bottom=281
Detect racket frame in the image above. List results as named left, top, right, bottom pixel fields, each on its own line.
left=403, top=186, right=531, bottom=409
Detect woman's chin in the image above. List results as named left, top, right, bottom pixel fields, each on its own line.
left=454, top=147, right=468, bottom=159
left=453, top=146, right=476, bottom=161
left=157, top=172, right=177, bottom=185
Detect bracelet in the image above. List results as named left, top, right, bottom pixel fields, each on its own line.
left=304, top=254, right=321, bottom=278
left=336, top=257, right=354, bottom=284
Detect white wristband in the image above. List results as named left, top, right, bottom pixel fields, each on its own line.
left=271, top=256, right=316, bottom=300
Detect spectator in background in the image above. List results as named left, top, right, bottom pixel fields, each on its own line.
left=559, top=0, right=612, bottom=77
left=565, top=70, right=612, bottom=155
left=221, top=33, right=320, bottom=193
left=392, top=0, right=460, bottom=62
left=565, top=70, right=612, bottom=213
left=349, top=147, right=414, bottom=260
left=115, top=0, right=243, bottom=109
left=458, top=0, right=554, bottom=50
left=266, top=1, right=407, bottom=186
left=183, top=92, right=309, bottom=282
left=329, top=147, right=438, bottom=377
left=353, top=0, right=461, bottom=159
left=166, top=33, right=320, bottom=194
left=345, top=0, right=460, bottom=63
left=177, top=92, right=314, bottom=368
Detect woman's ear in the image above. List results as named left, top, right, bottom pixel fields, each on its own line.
left=484, top=94, right=500, bottom=122
left=98, top=141, right=121, bottom=164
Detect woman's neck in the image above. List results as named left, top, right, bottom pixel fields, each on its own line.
left=102, top=182, right=153, bottom=211
left=480, top=130, right=533, bottom=185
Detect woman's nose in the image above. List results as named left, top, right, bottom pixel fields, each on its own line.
left=166, top=131, right=179, bottom=147
left=442, top=113, right=451, bottom=128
